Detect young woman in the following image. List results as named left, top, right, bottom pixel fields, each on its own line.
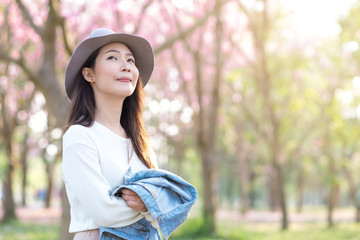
left=62, top=28, right=158, bottom=240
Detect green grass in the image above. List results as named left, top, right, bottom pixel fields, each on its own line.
left=171, top=218, right=360, bottom=240
left=0, top=220, right=59, bottom=240
left=2, top=218, right=360, bottom=240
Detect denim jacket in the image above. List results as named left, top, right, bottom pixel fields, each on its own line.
left=100, top=168, right=197, bottom=240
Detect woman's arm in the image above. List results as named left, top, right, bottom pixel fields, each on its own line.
left=62, top=142, right=140, bottom=227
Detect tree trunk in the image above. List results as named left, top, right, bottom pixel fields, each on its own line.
left=20, top=131, right=30, bottom=207
left=327, top=185, right=336, bottom=228
left=45, top=162, right=53, bottom=208
left=244, top=0, right=288, bottom=230
left=267, top=168, right=279, bottom=211
left=1, top=129, right=16, bottom=222
left=249, top=171, right=257, bottom=208
left=0, top=91, right=16, bottom=222
left=21, top=160, right=28, bottom=207
left=2, top=158, right=16, bottom=222
left=59, top=188, right=74, bottom=240
left=201, top=147, right=217, bottom=233
left=274, top=163, right=288, bottom=230
left=326, top=153, right=338, bottom=228
left=295, top=164, right=305, bottom=213
left=342, top=160, right=360, bottom=223
left=198, top=2, right=224, bottom=234
left=238, top=155, right=250, bottom=214
left=33, top=2, right=72, bottom=238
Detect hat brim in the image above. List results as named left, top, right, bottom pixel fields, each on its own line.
left=65, top=32, right=154, bottom=100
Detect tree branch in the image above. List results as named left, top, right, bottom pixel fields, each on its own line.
left=55, top=1, right=73, bottom=57
left=154, top=0, right=230, bottom=55
left=0, top=46, right=38, bottom=86
left=58, top=16, right=74, bottom=56
left=237, top=0, right=251, bottom=18
left=170, top=48, right=192, bottom=107
left=132, top=0, right=154, bottom=35
left=240, top=99, right=270, bottom=143
left=15, top=0, right=43, bottom=36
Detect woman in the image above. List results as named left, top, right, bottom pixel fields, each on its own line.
left=62, top=28, right=158, bottom=240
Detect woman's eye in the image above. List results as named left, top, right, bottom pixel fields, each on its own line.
left=127, top=58, right=135, bottom=63
left=108, top=56, right=117, bottom=60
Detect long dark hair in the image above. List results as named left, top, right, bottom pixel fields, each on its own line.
left=65, top=47, right=155, bottom=169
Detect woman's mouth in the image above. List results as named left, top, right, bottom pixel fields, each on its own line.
left=117, top=77, right=131, bottom=83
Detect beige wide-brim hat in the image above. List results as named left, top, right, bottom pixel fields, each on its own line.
left=65, top=28, right=154, bottom=100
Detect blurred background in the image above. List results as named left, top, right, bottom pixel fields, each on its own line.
left=1, top=0, right=360, bottom=239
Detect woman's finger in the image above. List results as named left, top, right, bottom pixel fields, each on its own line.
left=124, top=199, right=148, bottom=212
left=122, top=193, right=139, bottom=201
left=120, top=189, right=148, bottom=212
left=121, top=189, right=137, bottom=196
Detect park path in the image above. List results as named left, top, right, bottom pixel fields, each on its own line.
left=0, top=207, right=61, bottom=224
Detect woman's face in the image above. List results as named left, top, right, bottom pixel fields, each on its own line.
left=83, top=42, right=139, bottom=100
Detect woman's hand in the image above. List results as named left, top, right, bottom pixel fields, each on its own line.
left=121, top=189, right=148, bottom=212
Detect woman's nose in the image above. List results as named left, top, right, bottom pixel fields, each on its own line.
left=120, top=62, right=130, bottom=72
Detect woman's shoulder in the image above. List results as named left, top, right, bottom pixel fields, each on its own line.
left=64, top=124, right=92, bottom=136
left=63, top=124, right=97, bottom=146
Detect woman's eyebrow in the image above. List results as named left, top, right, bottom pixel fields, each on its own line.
left=105, top=49, right=134, bottom=57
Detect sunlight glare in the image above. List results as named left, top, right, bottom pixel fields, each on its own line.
left=171, top=0, right=194, bottom=9
left=180, top=107, right=193, bottom=124
left=353, top=76, right=360, bottom=89
left=281, top=0, right=355, bottom=39
left=335, top=89, right=354, bottom=105
left=343, top=41, right=360, bottom=52
left=28, top=110, right=47, bottom=133
left=46, top=144, right=58, bottom=157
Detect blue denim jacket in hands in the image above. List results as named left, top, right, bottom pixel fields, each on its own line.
left=100, top=217, right=160, bottom=240
left=100, top=167, right=197, bottom=239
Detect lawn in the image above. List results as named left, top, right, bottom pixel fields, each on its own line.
left=1, top=218, right=360, bottom=240
left=171, top=218, right=360, bottom=240
left=0, top=220, right=58, bottom=240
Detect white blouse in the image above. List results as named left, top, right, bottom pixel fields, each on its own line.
left=62, top=122, right=156, bottom=233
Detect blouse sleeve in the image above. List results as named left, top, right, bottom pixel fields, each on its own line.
left=62, top=141, right=140, bottom=227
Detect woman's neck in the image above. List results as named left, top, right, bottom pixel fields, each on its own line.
left=94, top=97, right=127, bottom=138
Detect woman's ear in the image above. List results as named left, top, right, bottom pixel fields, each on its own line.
left=82, top=68, right=95, bottom=83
